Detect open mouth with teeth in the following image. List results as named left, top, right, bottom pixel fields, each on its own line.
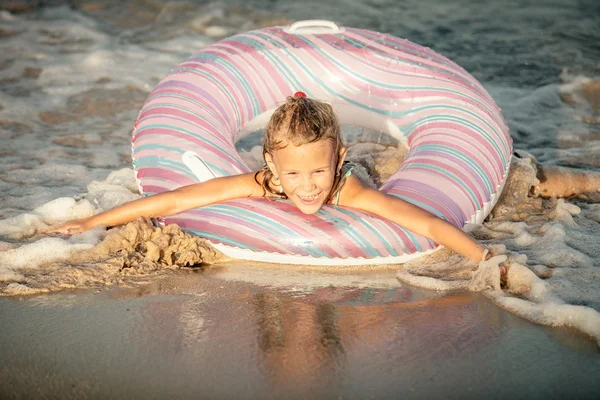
left=297, top=193, right=321, bottom=205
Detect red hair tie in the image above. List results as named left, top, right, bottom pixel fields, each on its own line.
left=294, top=91, right=307, bottom=98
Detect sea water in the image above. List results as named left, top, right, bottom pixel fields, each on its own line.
left=0, top=0, right=599, bottom=392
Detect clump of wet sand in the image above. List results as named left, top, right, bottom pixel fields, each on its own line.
left=2, top=218, right=225, bottom=296
left=488, top=151, right=600, bottom=223
left=488, top=153, right=558, bottom=222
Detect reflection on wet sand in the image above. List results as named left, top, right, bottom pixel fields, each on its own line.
left=252, top=287, right=496, bottom=392
left=253, top=293, right=347, bottom=392
left=128, top=271, right=503, bottom=396
left=258, top=290, right=503, bottom=396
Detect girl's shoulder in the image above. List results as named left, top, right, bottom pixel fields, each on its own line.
left=340, top=161, right=377, bottom=190
left=332, top=161, right=377, bottom=206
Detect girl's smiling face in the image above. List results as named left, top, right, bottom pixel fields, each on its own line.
left=266, top=139, right=346, bottom=214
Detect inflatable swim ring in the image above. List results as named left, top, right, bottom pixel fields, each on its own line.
left=131, top=20, right=512, bottom=266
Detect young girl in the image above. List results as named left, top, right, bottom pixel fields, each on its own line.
left=51, top=93, right=494, bottom=265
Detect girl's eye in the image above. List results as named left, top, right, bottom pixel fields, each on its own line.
left=314, top=170, right=325, bottom=173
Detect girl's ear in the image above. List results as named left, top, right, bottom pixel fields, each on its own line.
left=264, top=152, right=278, bottom=176
left=337, top=147, right=347, bottom=173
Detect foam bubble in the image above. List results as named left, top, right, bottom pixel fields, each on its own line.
left=85, top=168, right=141, bottom=211
left=529, top=223, right=593, bottom=268
left=0, top=10, right=15, bottom=21
left=512, top=228, right=537, bottom=247
left=492, top=294, right=600, bottom=347
left=0, top=168, right=139, bottom=240
left=0, top=198, right=95, bottom=240
left=0, top=234, right=99, bottom=278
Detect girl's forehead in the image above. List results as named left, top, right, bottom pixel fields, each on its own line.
left=272, top=140, right=335, bottom=163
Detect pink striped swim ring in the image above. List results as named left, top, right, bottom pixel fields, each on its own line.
left=131, top=20, right=512, bottom=266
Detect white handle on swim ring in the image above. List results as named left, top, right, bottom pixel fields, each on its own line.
left=182, top=151, right=220, bottom=182
left=285, top=20, right=343, bottom=34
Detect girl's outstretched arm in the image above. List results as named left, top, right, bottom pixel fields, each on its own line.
left=50, top=172, right=263, bottom=234
left=339, top=176, right=486, bottom=263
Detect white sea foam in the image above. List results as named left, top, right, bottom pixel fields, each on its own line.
left=0, top=198, right=95, bottom=240
left=0, top=236, right=96, bottom=270
left=0, top=233, right=101, bottom=282
left=0, top=168, right=139, bottom=241
left=84, top=168, right=141, bottom=211
left=492, top=290, right=600, bottom=347
left=502, top=211, right=600, bottom=341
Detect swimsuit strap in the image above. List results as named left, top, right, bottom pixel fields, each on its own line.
left=333, top=162, right=355, bottom=206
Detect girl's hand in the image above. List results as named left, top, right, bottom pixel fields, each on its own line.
left=48, top=217, right=94, bottom=235
left=481, top=247, right=510, bottom=288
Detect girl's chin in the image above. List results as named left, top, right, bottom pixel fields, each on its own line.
left=293, top=193, right=324, bottom=214
left=295, top=205, right=321, bottom=214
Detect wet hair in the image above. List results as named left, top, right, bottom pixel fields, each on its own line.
left=255, top=95, right=344, bottom=199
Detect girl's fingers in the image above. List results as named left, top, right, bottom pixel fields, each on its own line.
left=46, top=224, right=78, bottom=235
left=499, top=264, right=508, bottom=276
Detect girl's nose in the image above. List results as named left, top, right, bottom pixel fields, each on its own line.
left=300, top=175, right=316, bottom=191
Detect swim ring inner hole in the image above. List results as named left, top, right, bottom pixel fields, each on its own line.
left=235, top=104, right=409, bottom=188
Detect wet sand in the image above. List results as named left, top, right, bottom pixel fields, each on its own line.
left=1, top=264, right=599, bottom=400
